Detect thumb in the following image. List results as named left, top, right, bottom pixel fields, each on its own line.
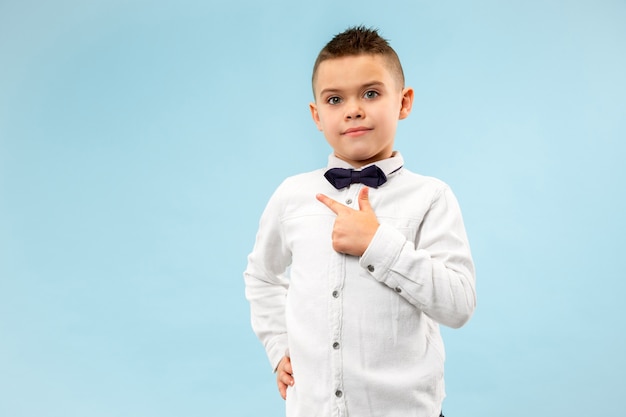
left=358, top=187, right=374, bottom=212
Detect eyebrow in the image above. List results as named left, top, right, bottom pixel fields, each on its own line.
left=319, top=81, right=385, bottom=97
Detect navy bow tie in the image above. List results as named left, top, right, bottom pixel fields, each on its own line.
left=324, top=165, right=387, bottom=189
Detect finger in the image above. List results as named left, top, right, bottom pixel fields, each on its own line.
left=277, top=371, right=289, bottom=400
left=278, top=357, right=294, bottom=387
left=316, top=193, right=348, bottom=214
left=277, top=366, right=294, bottom=400
left=279, top=370, right=294, bottom=386
left=278, top=380, right=287, bottom=400
left=358, top=187, right=373, bottom=212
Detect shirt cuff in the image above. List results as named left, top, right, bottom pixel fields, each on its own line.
left=268, top=334, right=289, bottom=372
left=359, top=223, right=406, bottom=286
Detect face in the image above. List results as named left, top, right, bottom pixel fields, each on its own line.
left=310, top=54, right=414, bottom=168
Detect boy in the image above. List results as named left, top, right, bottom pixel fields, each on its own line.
left=244, top=26, right=476, bottom=417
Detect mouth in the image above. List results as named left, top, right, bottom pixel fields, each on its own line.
left=342, top=127, right=372, bottom=136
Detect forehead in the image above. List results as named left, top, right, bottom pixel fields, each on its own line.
left=313, top=54, right=398, bottom=94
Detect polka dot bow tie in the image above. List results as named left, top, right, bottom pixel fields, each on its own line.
left=324, top=165, right=387, bottom=190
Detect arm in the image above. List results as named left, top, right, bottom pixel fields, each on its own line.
left=360, top=186, right=476, bottom=328
left=244, top=187, right=292, bottom=371
left=317, top=186, right=476, bottom=328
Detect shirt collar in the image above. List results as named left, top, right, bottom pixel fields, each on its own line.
left=326, top=151, right=404, bottom=178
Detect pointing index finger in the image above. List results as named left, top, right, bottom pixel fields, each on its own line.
left=316, top=193, right=348, bottom=214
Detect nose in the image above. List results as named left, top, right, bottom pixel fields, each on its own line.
left=344, top=100, right=364, bottom=120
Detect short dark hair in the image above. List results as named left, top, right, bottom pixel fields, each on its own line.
left=312, top=26, right=405, bottom=94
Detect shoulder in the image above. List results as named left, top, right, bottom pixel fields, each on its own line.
left=262, top=168, right=327, bottom=213
left=394, top=167, right=452, bottom=196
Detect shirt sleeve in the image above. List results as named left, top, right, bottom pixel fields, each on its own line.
left=359, top=186, right=476, bottom=328
left=244, top=186, right=292, bottom=371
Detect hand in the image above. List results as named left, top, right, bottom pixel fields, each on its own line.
left=276, top=356, right=294, bottom=400
left=316, top=187, right=379, bottom=257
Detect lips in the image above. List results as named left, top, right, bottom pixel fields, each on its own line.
left=342, top=126, right=372, bottom=136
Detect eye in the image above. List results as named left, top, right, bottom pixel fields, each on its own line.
left=327, top=96, right=342, bottom=105
left=363, top=90, right=379, bottom=99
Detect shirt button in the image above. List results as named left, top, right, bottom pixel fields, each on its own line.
left=332, top=290, right=339, bottom=298
left=332, top=342, right=340, bottom=349
left=395, top=286, right=402, bottom=293
left=367, top=265, right=375, bottom=272
left=335, top=390, right=343, bottom=398
left=345, top=198, right=352, bottom=205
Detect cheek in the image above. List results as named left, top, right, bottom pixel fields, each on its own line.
left=319, top=112, right=339, bottom=129
left=378, top=107, right=401, bottom=126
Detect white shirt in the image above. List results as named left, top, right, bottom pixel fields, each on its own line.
left=244, top=152, right=476, bottom=417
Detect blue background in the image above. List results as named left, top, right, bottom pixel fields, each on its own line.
left=1, top=1, right=625, bottom=416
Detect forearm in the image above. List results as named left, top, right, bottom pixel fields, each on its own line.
left=359, top=188, right=476, bottom=328
left=244, top=260, right=291, bottom=370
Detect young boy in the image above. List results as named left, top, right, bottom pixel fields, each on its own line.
left=244, top=26, right=476, bottom=417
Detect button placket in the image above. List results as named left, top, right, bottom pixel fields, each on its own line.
left=329, top=186, right=357, bottom=415
left=343, top=184, right=360, bottom=207
left=328, top=249, right=345, bottom=413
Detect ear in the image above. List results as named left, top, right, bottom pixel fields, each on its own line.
left=309, top=102, right=323, bottom=131
left=398, top=87, right=414, bottom=120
